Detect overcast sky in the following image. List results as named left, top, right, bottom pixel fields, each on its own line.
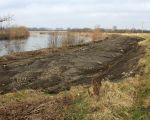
left=0, top=0, right=150, bottom=29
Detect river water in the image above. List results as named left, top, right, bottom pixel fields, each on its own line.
left=0, top=32, right=92, bottom=56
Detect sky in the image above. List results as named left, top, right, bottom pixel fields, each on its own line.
left=0, top=0, right=150, bottom=29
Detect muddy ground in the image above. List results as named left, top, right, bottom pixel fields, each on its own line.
left=0, top=35, right=145, bottom=94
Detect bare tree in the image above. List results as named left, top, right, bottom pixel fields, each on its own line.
left=0, top=15, right=13, bottom=29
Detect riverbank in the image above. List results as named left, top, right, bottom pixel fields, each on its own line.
left=0, top=27, right=29, bottom=40
left=0, top=34, right=144, bottom=94
left=0, top=34, right=149, bottom=120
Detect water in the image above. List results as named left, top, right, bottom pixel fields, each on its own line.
left=0, top=32, right=92, bottom=56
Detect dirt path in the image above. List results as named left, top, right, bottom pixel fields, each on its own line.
left=0, top=35, right=144, bottom=94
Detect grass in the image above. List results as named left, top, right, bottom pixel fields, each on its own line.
left=49, top=30, right=107, bottom=48
left=0, top=90, right=70, bottom=119
left=63, top=34, right=150, bottom=120
left=49, top=31, right=90, bottom=48
left=92, top=26, right=105, bottom=41
left=0, top=33, right=149, bottom=120
left=130, top=107, right=150, bottom=120
left=64, top=96, right=89, bottom=120
left=0, top=26, right=29, bottom=40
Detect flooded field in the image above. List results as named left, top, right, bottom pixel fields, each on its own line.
left=0, top=32, right=92, bottom=56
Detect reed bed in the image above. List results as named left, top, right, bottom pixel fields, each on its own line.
left=0, top=27, right=29, bottom=40
left=49, top=31, right=91, bottom=48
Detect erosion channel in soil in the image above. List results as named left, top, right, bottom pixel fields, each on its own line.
left=0, top=35, right=145, bottom=94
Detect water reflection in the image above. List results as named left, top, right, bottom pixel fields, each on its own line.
left=0, top=40, right=26, bottom=56
left=0, top=32, right=92, bottom=56
left=5, top=40, right=26, bottom=54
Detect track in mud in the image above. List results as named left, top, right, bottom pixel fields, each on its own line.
left=0, top=35, right=145, bottom=94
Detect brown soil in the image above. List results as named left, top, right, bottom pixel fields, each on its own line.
left=0, top=35, right=145, bottom=94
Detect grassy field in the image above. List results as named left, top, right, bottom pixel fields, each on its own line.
left=0, top=33, right=149, bottom=120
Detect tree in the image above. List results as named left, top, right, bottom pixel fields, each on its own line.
left=0, top=15, right=13, bottom=29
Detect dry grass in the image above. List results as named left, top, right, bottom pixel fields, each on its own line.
left=0, top=26, right=29, bottom=40
left=57, top=76, right=140, bottom=120
left=87, top=34, right=150, bottom=120
left=49, top=31, right=91, bottom=48
left=0, top=33, right=149, bottom=120
left=92, top=27, right=104, bottom=41
left=87, top=77, right=140, bottom=120
left=62, top=34, right=150, bottom=120
left=0, top=90, right=72, bottom=120
left=62, top=32, right=77, bottom=47
left=49, top=32, right=60, bottom=48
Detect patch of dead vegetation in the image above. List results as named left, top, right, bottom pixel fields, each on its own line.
left=0, top=90, right=72, bottom=120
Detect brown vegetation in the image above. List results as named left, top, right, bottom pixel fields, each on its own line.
left=49, top=31, right=90, bottom=47
left=0, top=90, right=72, bottom=120
left=92, top=26, right=104, bottom=41
left=0, top=34, right=149, bottom=120
left=0, top=27, right=29, bottom=40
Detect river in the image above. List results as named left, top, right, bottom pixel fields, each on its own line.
left=0, top=32, right=92, bottom=56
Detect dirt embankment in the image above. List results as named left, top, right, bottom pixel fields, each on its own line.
left=0, top=35, right=144, bottom=94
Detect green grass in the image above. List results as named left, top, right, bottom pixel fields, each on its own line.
left=128, top=34, right=150, bottom=120
left=130, top=107, right=150, bottom=120
left=64, top=96, right=89, bottom=120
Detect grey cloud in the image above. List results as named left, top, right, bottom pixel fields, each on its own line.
left=0, top=0, right=150, bottom=29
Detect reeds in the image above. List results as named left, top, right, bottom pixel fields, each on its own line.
left=49, top=31, right=89, bottom=48
left=62, top=32, right=76, bottom=47
left=49, top=32, right=60, bottom=48
left=0, top=27, right=29, bottom=40
left=92, top=26, right=104, bottom=41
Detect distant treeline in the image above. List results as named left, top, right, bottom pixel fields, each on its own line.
left=29, top=27, right=150, bottom=33
left=104, top=29, right=150, bottom=33
left=0, top=27, right=30, bottom=40
left=28, top=27, right=51, bottom=31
